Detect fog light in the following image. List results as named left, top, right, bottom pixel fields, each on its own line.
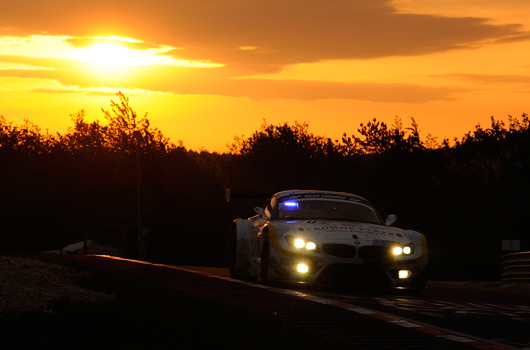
left=296, top=263, right=309, bottom=273
left=398, top=270, right=412, bottom=279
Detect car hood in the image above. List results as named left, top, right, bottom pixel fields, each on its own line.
left=270, top=219, right=419, bottom=244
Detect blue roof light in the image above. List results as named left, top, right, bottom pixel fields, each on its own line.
left=283, top=201, right=299, bottom=210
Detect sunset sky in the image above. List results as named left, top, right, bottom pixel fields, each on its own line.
left=1, top=0, right=529, bottom=152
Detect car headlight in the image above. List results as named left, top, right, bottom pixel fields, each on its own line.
left=392, top=244, right=414, bottom=256
left=285, top=236, right=318, bottom=251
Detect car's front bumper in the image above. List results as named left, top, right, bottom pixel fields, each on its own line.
left=268, top=248, right=427, bottom=290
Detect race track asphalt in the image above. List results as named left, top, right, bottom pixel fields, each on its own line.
left=1, top=254, right=498, bottom=349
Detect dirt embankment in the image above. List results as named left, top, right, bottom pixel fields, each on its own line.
left=0, top=254, right=327, bottom=349
left=0, top=255, right=114, bottom=314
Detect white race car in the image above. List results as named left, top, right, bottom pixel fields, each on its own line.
left=229, top=190, right=428, bottom=292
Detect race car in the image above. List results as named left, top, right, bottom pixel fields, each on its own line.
left=229, top=190, right=428, bottom=292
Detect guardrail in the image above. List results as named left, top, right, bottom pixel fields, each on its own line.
left=500, top=251, right=530, bottom=281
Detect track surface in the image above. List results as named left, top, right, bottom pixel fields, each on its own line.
left=185, top=265, right=530, bottom=349
left=4, top=255, right=529, bottom=349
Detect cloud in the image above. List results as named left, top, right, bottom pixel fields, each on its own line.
left=441, top=73, right=530, bottom=85
left=2, top=0, right=529, bottom=75
left=30, top=88, right=78, bottom=94
left=64, top=36, right=162, bottom=51
left=0, top=54, right=463, bottom=103
left=180, top=79, right=464, bottom=103
left=29, top=87, right=119, bottom=97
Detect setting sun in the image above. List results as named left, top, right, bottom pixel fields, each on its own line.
left=73, top=42, right=143, bottom=67
left=67, top=36, right=219, bottom=69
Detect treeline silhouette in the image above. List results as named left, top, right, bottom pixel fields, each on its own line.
left=1, top=92, right=529, bottom=280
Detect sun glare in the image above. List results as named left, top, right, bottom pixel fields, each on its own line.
left=0, top=35, right=223, bottom=74
left=73, top=42, right=148, bottom=67
left=69, top=36, right=223, bottom=71
left=70, top=36, right=164, bottom=68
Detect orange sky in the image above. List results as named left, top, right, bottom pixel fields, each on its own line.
left=1, top=0, right=529, bottom=152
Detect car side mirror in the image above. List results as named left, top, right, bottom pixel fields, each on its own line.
left=254, top=207, right=271, bottom=220
left=385, top=214, right=398, bottom=226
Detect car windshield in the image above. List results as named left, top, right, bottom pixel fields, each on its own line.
left=276, top=199, right=381, bottom=224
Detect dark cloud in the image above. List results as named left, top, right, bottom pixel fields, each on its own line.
left=1, top=0, right=528, bottom=74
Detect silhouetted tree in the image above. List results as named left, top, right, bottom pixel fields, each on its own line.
left=101, top=91, right=172, bottom=154
left=337, top=133, right=362, bottom=157
left=0, top=116, right=53, bottom=155
left=60, top=110, right=108, bottom=155
left=353, top=117, right=425, bottom=154
left=2, top=100, right=530, bottom=276
left=230, top=121, right=332, bottom=158
left=228, top=121, right=342, bottom=191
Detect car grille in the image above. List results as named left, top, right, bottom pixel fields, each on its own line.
left=358, top=246, right=389, bottom=260
left=323, top=244, right=356, bottom=258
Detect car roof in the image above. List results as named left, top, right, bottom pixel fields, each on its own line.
left=274, top=189, right=369, bottom=203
